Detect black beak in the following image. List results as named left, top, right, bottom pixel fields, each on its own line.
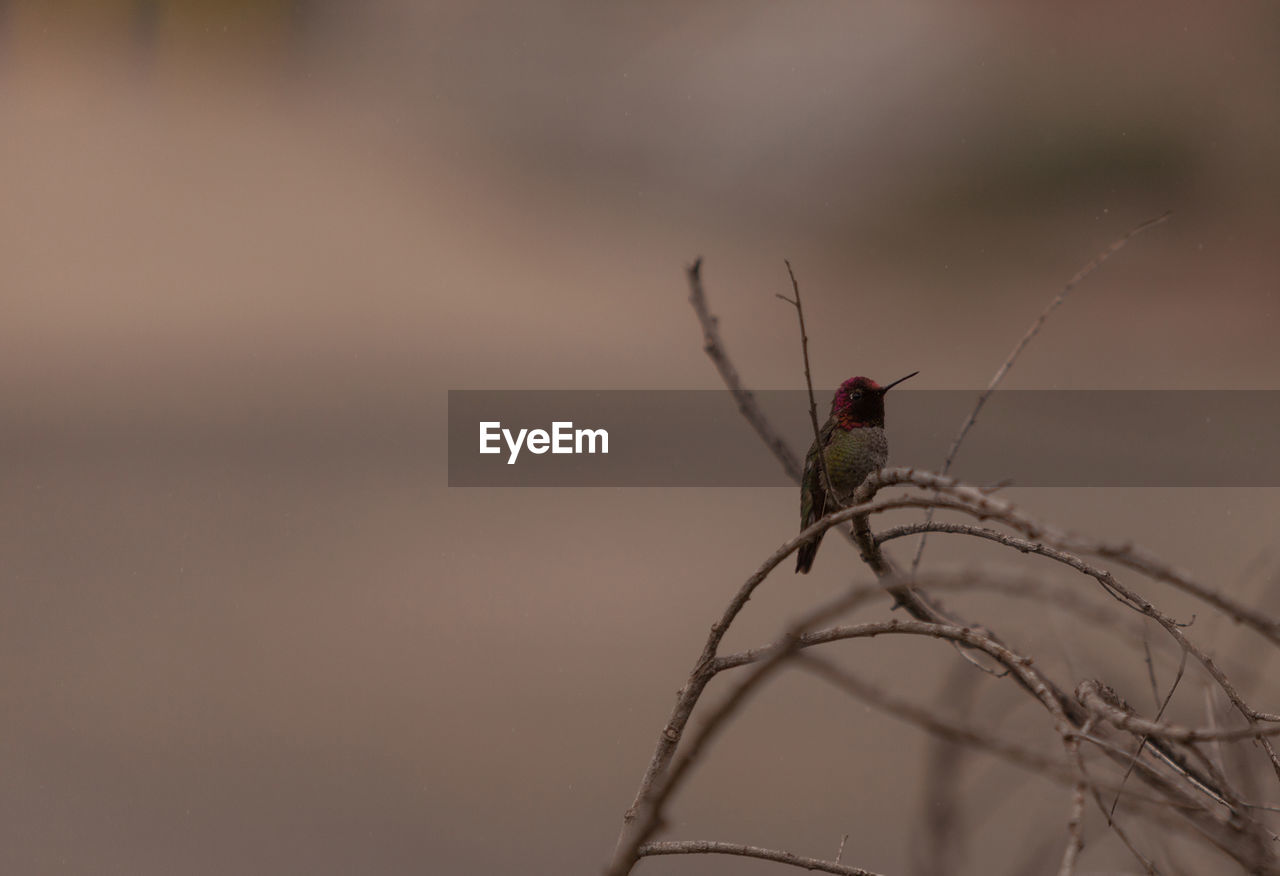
left=880, top=371, right=919, bottom=393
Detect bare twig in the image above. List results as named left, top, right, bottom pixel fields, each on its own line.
left=864, top=471, right=1280, bottom=701
left=778, top=259, right=837, bottom=506
left=741, top=617, right=1074, bottom=720
left=848, top=493, right=1097, bottom=729
left=716, top=612, right=1233, bottom=865
left=798, top=651, right=1201, bottom=817
left=879, top=521, right=1135, bottom=608
left=1111, top=646, right=1190, bottom=822
left=1202, top=686, right=1229, bottom=794
left=614, top=499, right=1276, bottom=871
left=1057, top=722, right=1091, bottom=876
left=862, top=469, right=1280, bottom=784
left=638, top=840, right=884, bottom=876
left=720, top=618, right=1248, bottom=861
left=1144, top=635, right=1162, bottom=709
left=911, top=211, right=1173, bottom=574
left=1059, top=782, right=1088, bottom=876
left=1077, top=680, right=1280, bottom=743
left=880, top=529, right=1157, bottom=642
left=608, top=585, right=889, bottom=875
left=611, top=506, right=853, bottom=865
left=687, top=258, right=803, bottom=481
left=613, top=560, right=1089, bottom=875
left=1070, top=724, right=1162, bottom=874
left=800, top=653, right=1064, bottom=779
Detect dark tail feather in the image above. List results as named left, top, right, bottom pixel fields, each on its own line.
left=796, top=532, right=824, bottom=574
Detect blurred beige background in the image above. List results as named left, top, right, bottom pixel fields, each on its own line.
left=4, top=2, right=1280, bottom=874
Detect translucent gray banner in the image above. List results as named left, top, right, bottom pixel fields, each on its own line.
left=448, top=390, right=1280, bottom=487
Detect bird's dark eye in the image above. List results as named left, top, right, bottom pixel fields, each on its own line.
left=852, top=390, right=863, bottom=399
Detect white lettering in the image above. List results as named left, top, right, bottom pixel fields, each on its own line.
left=482, top=421, right=608, bottom=463
left=526, top=429, right=550, bottom=455
left=576, top=428, right=608, bottom=455
left=502, top=427, right=528, bottom=464
left=552, top=421, right=574, bottom=453
left=479, top=422, right=502, bottom=454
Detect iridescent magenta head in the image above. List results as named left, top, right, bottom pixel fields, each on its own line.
left=831, top=371, right=918, bottom=428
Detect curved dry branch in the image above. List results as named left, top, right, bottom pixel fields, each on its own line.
left=861, top=469, right=1280, bottom=780
left=664, top=474, right=1268, bottom=797
left=608, top=585, right=882, bottom=876
left=880, top=521, right=1134, bottom=607
left=868, top=469, right=1280, bottom=647
left=1068, top=724, right=1161, bottom=875
left=712, top=617, right=1066, bottom=725
left=687, top=258, right=803, bottom=481
left=1078, top=680, right=1280, bottom=743
left=628, top=610, right=1275, bottom=872
left=613, top=543, right=881, bottom=858
left=613, top=547, right=1276, bottom=873
left=638, top=840, right=885, bottom=876
left=798, top=654, right=1206, bottom=817
left=799, top=653, right=1064, bottom=778
left=912, top=211, right=1172, bottom=574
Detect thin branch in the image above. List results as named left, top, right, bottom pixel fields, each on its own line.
left=612, top=515, right=882, bottom=859
left=722, top=617, right=1247, bottom=856
left=1111, top=646, right=1189, bottom=822
left=1077, top=729, right=1235, bottom=814
left=860, top=469, right=1280, bottom=784
left=798, top=652, right=1202, bottom=818
left=783, top=619, right=1254, bottom=865
left=687, top=258, right=803, bottom=481
left=864, top=471, right=1280, bottom=705
left=879, top=527, right=1154, bottom=638
left=1057, top=721, right=1091, bottom=876
left=1202, top=686, right=1229, bottom=796
left=608, top=584, right=878, bottom=875
left=800, top=654, right=1064, bottom=779
left=778, top=259, right=837, bottom=506
left=879, top=521, right=1139, bottom=609
left=1144, top=636, right=1162, bottom=710
left=1071, top=724, right=1162, bottom=875
left=638, top=840, right=884, bottom=876
left=911, top=211, right=1173, bottom=574
left=613, top=487, right=1047, bottom=869
left=614, top=517, right=1275, bottom=872
left=756, top=618, right=1074, bottom=719
left=850, top=495, right=1101, bottom=732
left=1077, top=680, right=1280, bottom=742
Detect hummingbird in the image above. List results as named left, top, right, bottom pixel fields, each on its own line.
left=796, top=372, right=918, bottom=573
